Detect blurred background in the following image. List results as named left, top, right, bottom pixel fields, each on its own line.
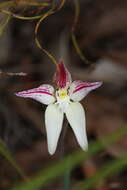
left=0, top=0, right=127, bottom=189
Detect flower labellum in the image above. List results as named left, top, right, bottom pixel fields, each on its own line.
left=15, top=60, right=102, bottom=155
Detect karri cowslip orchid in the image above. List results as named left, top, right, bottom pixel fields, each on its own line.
left=15, top=61, right=102, bottom=155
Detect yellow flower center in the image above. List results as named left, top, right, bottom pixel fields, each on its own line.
left=56, top=88, right=70, bottom=112
left=58, top=89, right=68, bottom=99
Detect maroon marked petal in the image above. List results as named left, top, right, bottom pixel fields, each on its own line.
left=15, top=84, right=55, bottom=105
left=69, top=81, right=102, bottom=102
left=54, top=60, right=72, bottom=88
left=73, top=81, right=102, bottom=93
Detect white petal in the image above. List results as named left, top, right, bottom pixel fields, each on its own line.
left=65, top=102, right=88, bottom=150
left=69, top=81, right=102, bottom=101
left=45, top=104, right=64, bottom=155
left=15, top=84, right=55, bottom=105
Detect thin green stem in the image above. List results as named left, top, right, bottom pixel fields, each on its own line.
left=63, top=167, right=71, bottom=190
left=58, top=120, right=71, bottom=190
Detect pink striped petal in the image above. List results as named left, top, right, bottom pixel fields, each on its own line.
left=69, top=81, right=102, bottom=101
left=54, top=60, right=72, bottom=88
left=15, top=84, right=55, bottom=105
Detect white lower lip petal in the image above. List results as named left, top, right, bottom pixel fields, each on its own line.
left=65, top=102, right=88, bottom=150
left=45, top=103, right=64, bottom=155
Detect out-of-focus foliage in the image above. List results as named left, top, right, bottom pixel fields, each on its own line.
left=8, top=126, right=127, bottom=190
left=0, top=139, right=26, bottom=180
left=73, top=154, right=127, bottom=190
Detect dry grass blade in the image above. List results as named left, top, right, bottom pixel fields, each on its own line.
left=0, top=71, right=27, bottom=76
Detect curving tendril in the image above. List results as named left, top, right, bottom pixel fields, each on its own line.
left=0, top=9, right=46, bottom=20
left=0, top=0, right=66, bottom=67
left=71, top=0, right=91, bottom=65
left=0, top=0, right=51, bottom=21
left=35, top=0, right=66, bottom=67
left=0, top=0, right=50, bottom=8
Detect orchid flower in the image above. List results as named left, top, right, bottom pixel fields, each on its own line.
left=15, top=61, right=102, bottom=155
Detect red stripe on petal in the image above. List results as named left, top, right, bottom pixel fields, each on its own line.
left=73, top=84, right=97, bottom=93
left=15, top=84, right=55, bottom=105
left=73, top=81, right=102, bottom=93
left=54, top=60, right=71, bottom=88
left=17, top=90, right=52, bottom=96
